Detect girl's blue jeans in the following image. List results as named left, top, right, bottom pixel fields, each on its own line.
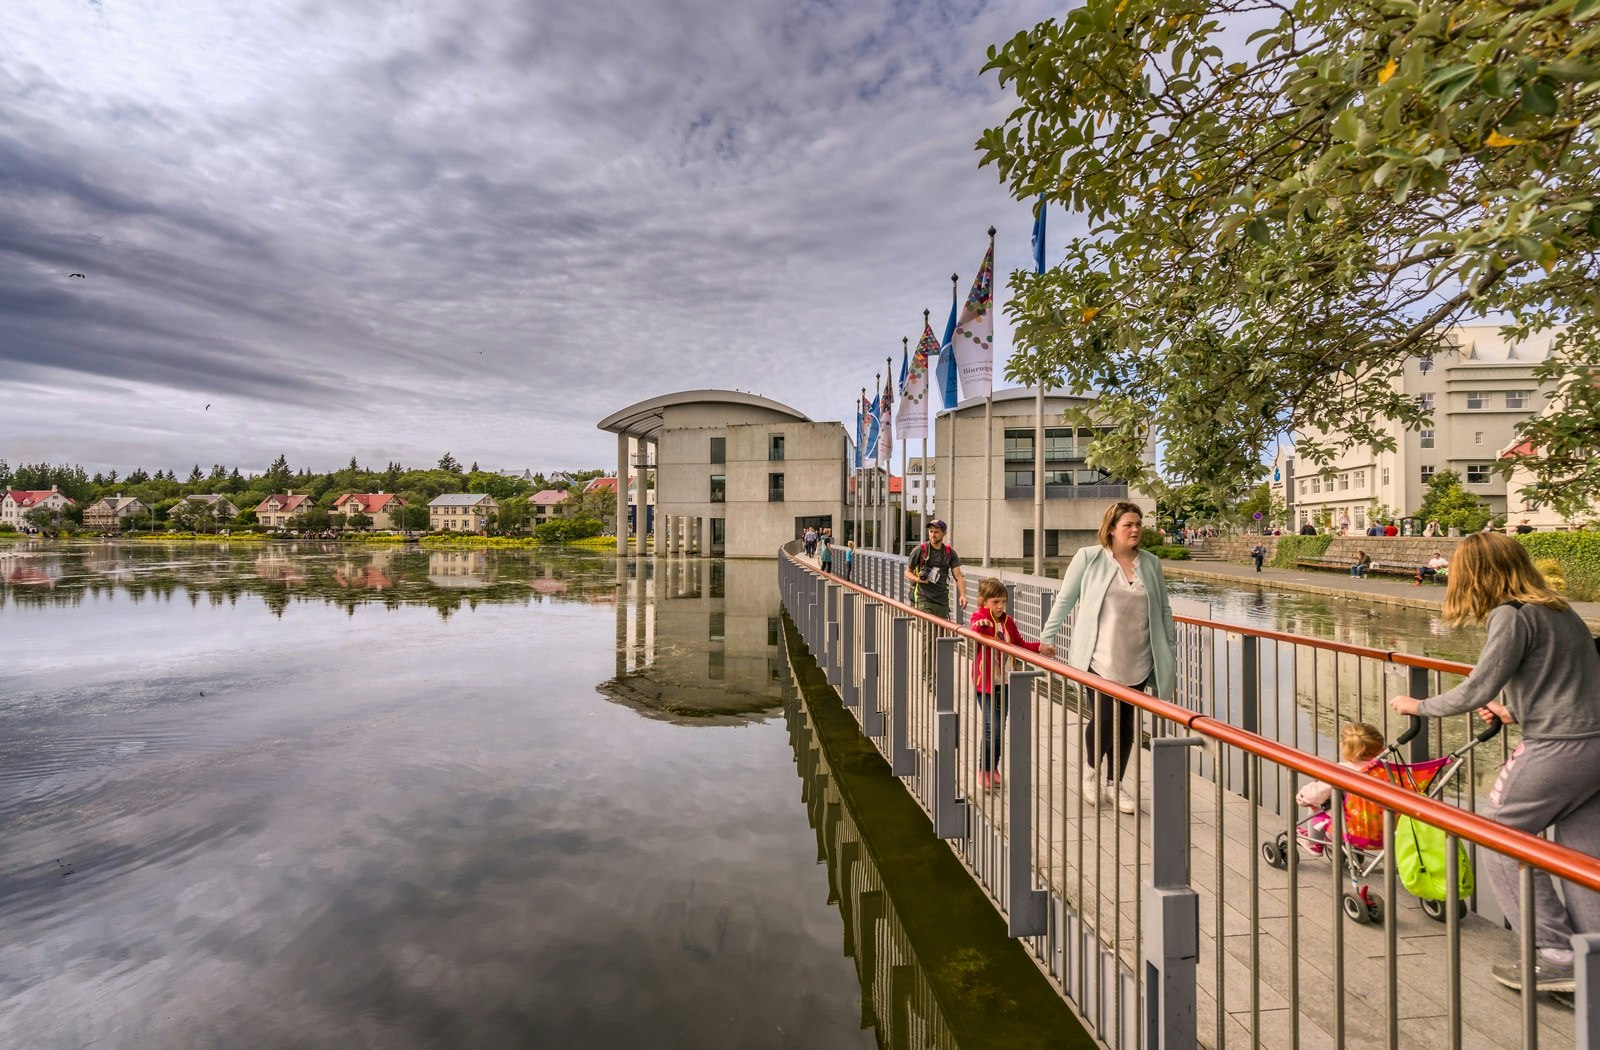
left=976, top=688, right=1006, bottom=772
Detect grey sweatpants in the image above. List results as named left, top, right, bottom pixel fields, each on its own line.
left=1482, top=736, right=1600, bottom=954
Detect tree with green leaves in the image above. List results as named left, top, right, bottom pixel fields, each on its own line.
left=437, top=452, right=462, bottom=474
left=981, top=0, right=1600, bottom=509
left=1415, top=469, right=1493, bottom=532
left=263, top=454, right=292, bottom=492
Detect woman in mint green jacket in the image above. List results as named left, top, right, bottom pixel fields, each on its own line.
left=1041, top=501, right=1178, bottom=814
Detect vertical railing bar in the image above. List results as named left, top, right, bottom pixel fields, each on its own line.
left=1287, top=767, right=1301, bottom=1050
left=1331, top=786, right=1346, bottom=1050
left=1249, top=751, right=1261, bottom=1050
left=1214, top=740, right=1226, bottom=1050
left=1521, top=864, right=1539, bottom=1050
left=1383, top=807, right=1398, bottom=1050
left=1446, top=832, right=1463, bottom=1050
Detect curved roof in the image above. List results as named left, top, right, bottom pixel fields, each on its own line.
left=597, top=389, right=811, bottom=440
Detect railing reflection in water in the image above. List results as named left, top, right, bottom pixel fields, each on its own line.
left=784, top=545, right=1600, bottom=1050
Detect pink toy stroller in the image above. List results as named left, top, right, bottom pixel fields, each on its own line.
left=1260, top=715, right=1502, bottom=925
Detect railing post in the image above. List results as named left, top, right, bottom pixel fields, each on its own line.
left=1006, top=670, right=1048, bottom=937
left=1577, top=933, right=1600, bottom=1050
left=933, top=635, right=966, bottom=838
left=825, top=581, right=841, bottom=687
left=841, top=592, right=858, bottom=708
left=1240, top=634, right=1259, bottom=801
left=1407, top=666, right=1432, bottom=761
left=1143, top=736, right=1202, bottom=1050
left=890, top=616, right=917, bottom=776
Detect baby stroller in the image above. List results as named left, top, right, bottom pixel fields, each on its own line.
left=1260, top=714, right=1503, bottom=925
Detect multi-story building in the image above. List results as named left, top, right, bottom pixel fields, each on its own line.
left=254, top=493, right=311, bottom=529
left=1, top=486, right=76, bottom=530
left=1290, top=324, right=1558, bottom=531
left=428, top=493, right=497, bottom=533
left=331, top=492, right=406, bottom=530
left=933, top=387, right=1156, bottom=561
left=82, top=495, right=148, bottom=530
left=904, top=457, right=937, bottom=516
left=530, top=489, right=572, bottom=523
left=599, top=390, right=846, bottom=558
left=177, top=494, right=240, bottom=522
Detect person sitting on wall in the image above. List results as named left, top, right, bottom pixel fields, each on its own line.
left=1350, top=550, right=1372, bottom=578
left=1415, top=551, right=1449, bottom=585
left=1300, top=522, right=1317, bottom=536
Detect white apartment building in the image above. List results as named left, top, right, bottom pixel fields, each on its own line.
left=904, top=457, right=937, bottom=516
left=1291, top=324, right=1557, bottom=530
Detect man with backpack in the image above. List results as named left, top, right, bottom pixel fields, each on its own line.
left=904, top=519, right=967, bottom=621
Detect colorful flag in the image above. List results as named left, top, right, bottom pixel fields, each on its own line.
left=935, top=282, right=960, bottom=410
left=952, top=240, right=995, bottom=399
left=898, top=321, right=936, bottom=437
left=864, top=393, right=881, bottom=462
left=1031, top=193, right=1047, bottom=275
left=854, top=395, right=865, bottom=469
left=877, top=374, right=894, bottom=468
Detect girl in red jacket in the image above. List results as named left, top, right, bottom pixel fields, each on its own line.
left=970, top=578, right=1055, bottom=791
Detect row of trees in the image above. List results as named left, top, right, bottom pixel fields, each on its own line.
left=0, top=454, right=614, bottom=536
left=1159, top=470, right=1498, bottom=535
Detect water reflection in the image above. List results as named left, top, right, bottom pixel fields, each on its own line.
left=0, top=541, right=619, bottom=620
left=599, top=559, right=788, bottom=725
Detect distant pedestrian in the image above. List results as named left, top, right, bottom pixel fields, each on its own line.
left=819, top=534, right=833, bottom=573
left=1383, top=522, right=1399, bottom=537
left=804, top=527, right=817, bottom=558
left=843, top=540, right=855, bottom=581
left=1300, top=522, right=1317, bottom=536
left=1515, top=519, right=1535, bottom=535
left=1250, top=542, right=1266, bottom=572
left=1424, top=520, right=1441, bottom=538
left=1350, top=550, right=1372, bottom=578
left=905, top=519, right=966, bottom=621
left=1367, top=523, right=1382, bottom=537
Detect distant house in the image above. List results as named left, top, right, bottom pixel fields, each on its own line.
left=584, top=476, right=619, bottom=495
left=178, top=494, right=240, bottom=521
left=530, top=489, right=572, bottom=523
left=254, top=493, right=312, bottom=529
left=429, top=493, right=498, bottom=533
left=332, top=492, right=406, bottom=530
left=1, top=486, right=76, bottom=530
left=82, top=495, right=148, bottom=531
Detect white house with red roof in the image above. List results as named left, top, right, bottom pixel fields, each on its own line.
left=254, top=493, right=313, bottom=529
left=1, top=486, right=75, bottom=530
left=332, top=492, right=406, bottom=530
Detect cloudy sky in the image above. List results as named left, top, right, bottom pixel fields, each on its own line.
left=2, top=0, right=1066, bottom=476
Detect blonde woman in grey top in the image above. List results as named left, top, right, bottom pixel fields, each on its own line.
left=1389, top=531, right=1600, bottom=994
left=1042, top=501, right=1177, bottom=814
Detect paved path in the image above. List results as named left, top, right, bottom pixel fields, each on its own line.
left=1165, top=557, right=1600, bottom=630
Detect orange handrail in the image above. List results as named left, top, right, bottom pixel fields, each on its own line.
left=787, top=549, right=1600, bottom=893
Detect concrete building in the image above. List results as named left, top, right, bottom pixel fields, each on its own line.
left=598, top=390, right=846, bottom=558
left=933, top=388, right=1156, bottom=563
left=1, top=486, right=75, bottom=530
left=428, top=493, right=497, bottom=533
left=1269, top=445, right=1295, bottom=530
left=1291, top=324, right=1558, bottom=531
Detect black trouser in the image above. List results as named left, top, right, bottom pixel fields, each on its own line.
left=1084, top=679, right=1149, bottom=780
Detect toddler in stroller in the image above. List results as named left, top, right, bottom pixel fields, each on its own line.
left=1296, top=722, right=1385, bottom=855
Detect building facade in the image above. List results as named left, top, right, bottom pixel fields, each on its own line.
left=599, top=390, right=846, bottom=559
left=530, top=489, right=572, bottom=523
left=178, top=494, right=240, bottom=522
left=332, top=492, right=405, bottom=530
left=82, top=496, right=148, bottom=530
left=429, top=493, right=497, bottom=533
left=1, top=487, right=75, bottom=530
left=254, top=493, right=311, bottom=529
left=1290, top=325, right=1558, bottom=531
left=933, top=388, right=1156, bottom=562
left=904, top=457, right=937, bottom=516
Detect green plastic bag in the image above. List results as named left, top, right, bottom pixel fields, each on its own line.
left=1393, top=814, right=1473, bottom=901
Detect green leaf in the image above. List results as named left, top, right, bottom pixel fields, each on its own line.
left=1520, top=79, right=1558, bottom=117
left=1245, top=217, right=1271, bottom=244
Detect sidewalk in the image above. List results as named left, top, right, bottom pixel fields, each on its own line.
left=1166, top=557, right=1600, bottom=630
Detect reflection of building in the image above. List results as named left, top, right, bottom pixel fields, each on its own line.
left=331, top=551, right=396, bottom=590
left=83, top=495, right=149, bottom=530
left=1292, top=324, right=1559, bottom=530
left=254, top=493, right=311, bottom=528
left=428, top=493, right=497, bottom=533
left=599, top=559, right=785, bottom=722
left=253, top=550, right=308, bottom=585
left=427, top=550, right=493, bottom=588
left=332, top=492, right=406, bottom=530
left=935, top=388, right=1156, bottom=561
left=598, top=390, right=847, bottom=558
left=1, top=486, right=76, bottom=529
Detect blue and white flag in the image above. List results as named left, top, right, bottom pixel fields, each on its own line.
left=864, top=393, right=881, bottom=462
left=934, top=282, right=960, bottom=410
left=877, top=374, right=894, bottom=469
left=854, top=396, right=866, bottom=469
left=1031, top=193, right=1047, bottom=275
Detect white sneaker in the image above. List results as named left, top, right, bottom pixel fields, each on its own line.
left=1081, top=770, right=1103, bottom=806
left=1115, top=786, right=1137, bottom=814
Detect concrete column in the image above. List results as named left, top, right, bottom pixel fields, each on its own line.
left=615, top=433, right=629, bottom=557
left=663, top=514, right=674, bottom=555
left=635, top=438, right=651, bottom=557
left=691, top=515, right=702, bottom=556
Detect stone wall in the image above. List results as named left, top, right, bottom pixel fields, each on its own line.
left=1198, top=534, right=1461, bottom=567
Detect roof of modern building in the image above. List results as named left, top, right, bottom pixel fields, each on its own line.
left=597, top=389, right=812, bottom=441
left=938, top=386, right=1103, bottom=415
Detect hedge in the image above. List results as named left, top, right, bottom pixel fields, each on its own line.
left=1269, top=534, right=1334, bottom=569
left=1518, top=532, right=1600, bottom=602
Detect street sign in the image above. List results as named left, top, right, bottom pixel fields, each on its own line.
left=1253, top=512, right=1264, bottom=521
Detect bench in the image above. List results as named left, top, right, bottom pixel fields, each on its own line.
left=1293, top=557, right=1444, bottom=582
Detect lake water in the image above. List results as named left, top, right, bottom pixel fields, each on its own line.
left=0, top=543, right=889, bottom=1049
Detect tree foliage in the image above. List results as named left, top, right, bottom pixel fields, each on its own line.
left=1414, top=468, right=1493, bottom=531
left=981, top=0, right=1600, bottom=504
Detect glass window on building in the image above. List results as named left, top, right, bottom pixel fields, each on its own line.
left=1467, top=464, right=1491, bottom=484
left=1298, top=480, right=1307, bottom=496
left=1044, top=469, right=1073, bottom=486
left=1043, top=427, right=1078, bottom=460
left=1506, top=390, right=1530, bottom=409
left=1354, top=507, right=1366, bottom=528
left=1354, top=470, right=1365, bottom=488
left=768, top=474, right=784, bottom=501
left=1421, top=465, right=1436, bottom=483
left=1466, top=393, right=1488, bottom=409
left=1005, top=469, right=1034, bottom=487
left=1419, top=356, right=1434, bottom=373
left=1417, top=392, right=1435, bottom=411
left=1420, top=428, right=1434, bottom=448
left=709, top=474, right=725, bottom=503
left=710, top=437, right=725, bottom=464
left=1311, top=477, right=1321, bottom=493
left=1338, top=473, right=1349, bottom=491
left=1381, top=466, right=1391, bottom=486
left=1474, top=431, right=1484, bottom=445
left=1022, top=529, right=1064, bottom=558
left=768, top=434, right=785, bottom=461
left=1003, top=430, right=1034, bottom=463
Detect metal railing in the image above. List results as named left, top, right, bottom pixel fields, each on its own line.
left=781, top=544, right=1600, bottom=1050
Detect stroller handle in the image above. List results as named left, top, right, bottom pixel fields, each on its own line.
left=1397, top=712, right=1505, bottom=749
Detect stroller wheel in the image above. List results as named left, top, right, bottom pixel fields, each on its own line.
left=1260, top=840, right=1287, bottom=870
left=1365, top=892, right=1385, bottom=925
left=1421, top=897, right=1468, bottom=923
left=1341, top=892, right=1372, bottom=925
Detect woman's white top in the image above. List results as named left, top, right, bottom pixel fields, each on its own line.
left=1088, top=568, right=1154, bottom=687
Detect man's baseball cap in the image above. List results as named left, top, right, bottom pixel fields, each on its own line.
left=928, top=519, right=947, bottom=531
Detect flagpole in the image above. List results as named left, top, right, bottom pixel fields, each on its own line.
left=1033, top=382, right=1045, bottom=577
left=982, top=226, right=996, bottom=570
left=858, top=386, right=867, bottom=548
left=920, top=310, right=932, bottom=545
left=898, top=337, right=909, bottom=557
left=883, top=355, right=893, bottom=553
left=943, top=273, right=957, bottom=554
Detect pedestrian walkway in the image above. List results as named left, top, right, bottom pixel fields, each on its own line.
left=1165, top=557, right=1600, bottom=629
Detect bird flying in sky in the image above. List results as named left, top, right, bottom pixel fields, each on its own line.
left=69, top=273, right=85, bottom=278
